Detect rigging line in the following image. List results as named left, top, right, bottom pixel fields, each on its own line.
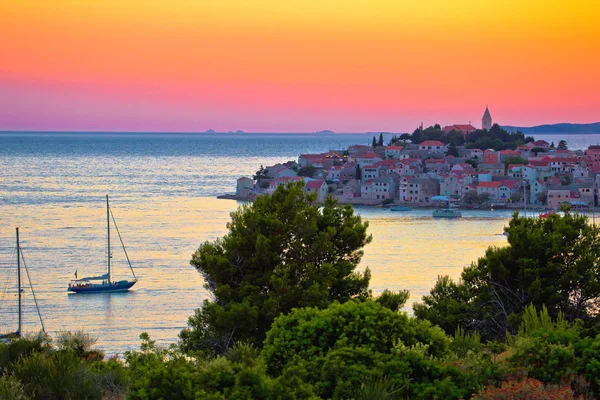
left=0, top=248, right=15, bottom=312
left=18, top=248, right=46, bottom=334
left=109, top=207, right=137, bottom=281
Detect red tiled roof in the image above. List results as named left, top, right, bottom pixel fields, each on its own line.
left=355, top=153, right=382, bottom=159
left=454, top=124, right=477, bottom=131
left=426, top=159, right=447, bottom=164
left=443, top=124, right=477, bottom=133
left=550, top=157, right=576, bottom=163
left=478, top=181, right=502, bottom=188
left=374, top=159, right=397, bottom=167
left=305, top=180, right=326, bottom=189
left=527, top=160, right=550, bottom=167
left=508, top=164, right=525, bottom=170
left=420, top=140, right=445, bottom=146
left=385, top=146, right=404, bottom=150
left=500, top=150, right=521, bottom=155
left=501, top=180, right=518, bottom=188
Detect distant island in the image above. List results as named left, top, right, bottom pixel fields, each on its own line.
left=502, top=122, right=600, bottom=135
left=313, top=130, right=335, bottom=134
left=205, top=129, right=216, bottom=133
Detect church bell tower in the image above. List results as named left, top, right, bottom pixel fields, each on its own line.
left=482, top=106, right=493, bottom=130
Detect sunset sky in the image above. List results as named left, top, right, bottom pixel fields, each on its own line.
left=1, top=0, right=599, bottom=132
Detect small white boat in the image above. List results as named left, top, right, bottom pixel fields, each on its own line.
left=432, top=196, right=462, bottom=218
left=432, top=208, right=462, bottom=218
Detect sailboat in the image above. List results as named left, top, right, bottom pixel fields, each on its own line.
left=68, top=195, right=138, bottom=294
left=0, top=228, right=45, bottom=339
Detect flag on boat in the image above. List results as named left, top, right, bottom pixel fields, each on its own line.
left=74, top=270, right=77, bottom=279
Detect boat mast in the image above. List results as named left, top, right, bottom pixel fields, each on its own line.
left=107, top=195, right=111, bottom=283
left=16, top=227, right=22, bottom=337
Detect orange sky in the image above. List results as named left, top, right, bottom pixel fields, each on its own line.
left=1, top=0, right=599, bottom=132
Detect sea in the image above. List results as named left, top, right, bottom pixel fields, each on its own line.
left=0, top=132, right=598, bottom=355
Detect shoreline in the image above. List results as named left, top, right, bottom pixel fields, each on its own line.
left=217, top=193, right=550, bottom=211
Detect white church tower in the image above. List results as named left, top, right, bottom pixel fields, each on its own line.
left=482, top=106, right=493, bottom=130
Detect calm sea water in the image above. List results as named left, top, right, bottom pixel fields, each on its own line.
left=0, top=132, right=597, bottom=354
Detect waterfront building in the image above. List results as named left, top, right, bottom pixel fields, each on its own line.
left=547, top=186, right=576, bottom=209
left=339, top=179, right=361, bottom=200
left=401, top=177, right=440, bottom=203
left=529, top=180, right=546, bottom=205
left=236, top=177, right=254, bottom=197
left=305, top=180, right=328, bottom=202
left=584, top=145, right=600, bottom=169
left=477, top=181, right=501, bottom=200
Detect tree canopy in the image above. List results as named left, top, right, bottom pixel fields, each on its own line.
left=180, top=182, right=373, bottom=355
left=414, top=211, right=600, bottom=340
left=465, top=124, right=529, bottom=150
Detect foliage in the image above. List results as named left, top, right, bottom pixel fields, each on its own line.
left=55, top=330, right=104, bottom=361
left=409, top=124, right=464, bottom=145
left=0, top=335, right=51, bottom=372
left=180, top=182, right=372, bottom=355
left=388, top=133, right=411, bottom=146
left=352, top=376, right=404, bottom=400
left=356, top=164, right=362, bottom=180
left=446, top=142, right=459, bottom=157
left=0, top=375, right=28, bottom=400
left=126, top=334, right=283, bottom=400
left=414, top=211, right=600, bottom=340
left=502, top=155, right=527, bottom=168
left=260, top=299, right=492, bottom=399
left=253, top=165, right=269, bottom=186
left=376, top=288, right=409, bottom=311
left=465, top=158, right=479, bottom=168
left=536, top=191, right=548, bottom=205
left=466, top=124, right=527, bottom=151
left=558, top=140, right=569, bottom=150
left=297, top=165, right=318, bottom=178
left=13, top=349, right=104, bottom=400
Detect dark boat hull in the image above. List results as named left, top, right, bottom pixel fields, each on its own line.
left=68, top=280, right=136, bottom=293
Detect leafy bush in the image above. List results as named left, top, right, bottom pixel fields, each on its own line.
left=0, top=375, right=28, bottom=400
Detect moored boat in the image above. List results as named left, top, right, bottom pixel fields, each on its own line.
left=1, top=228, right=45, bottom=339
left=68, top=196, right=138, bottom=294
left=432, top=208, right=462, bottom=218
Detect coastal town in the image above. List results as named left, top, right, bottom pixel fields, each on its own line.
left=233, top=107, right=600, bottom=211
